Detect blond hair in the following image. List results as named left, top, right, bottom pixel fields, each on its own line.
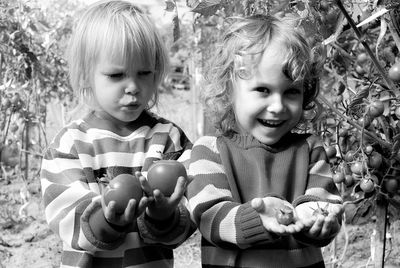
left=67, top=0, right=169, bottom=112
left=203, top=14, right=319, bottom=135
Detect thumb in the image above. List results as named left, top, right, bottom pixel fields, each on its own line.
left=251, top=198, right=264, bottom=213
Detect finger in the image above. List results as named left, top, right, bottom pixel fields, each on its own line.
left=104, top=201, right=117, bottom=222
left=137, top=196, right=151, bottom=215
left=153, top=189, right=166, bottom=203
left=251, top=198, right=264, bottom=212
left=308, top=215, right=324, bottom=237
left=187, top=175, right=195, bottom=184
left=138, top=174, right=153, bottom=197
left=170, top=176, right=187, bottom=200
left=124, top=199, right=137, bottom=223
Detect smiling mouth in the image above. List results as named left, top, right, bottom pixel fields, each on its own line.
left=257, top=119, right=285, bottom=128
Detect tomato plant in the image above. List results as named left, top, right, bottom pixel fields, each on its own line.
left=147, top=160, right=187, bottom=196
left=102, top=174, right=143, bottom=214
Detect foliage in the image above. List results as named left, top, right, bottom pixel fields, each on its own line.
left=0, top=0, right=77, bottom=184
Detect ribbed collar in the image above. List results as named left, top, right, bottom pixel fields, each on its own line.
left=224, top=132, right=303, bottom=153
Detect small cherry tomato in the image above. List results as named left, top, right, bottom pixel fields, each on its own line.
left=275, top=205, right=294, bottom=225
left=388, top=62, right=400, bottom=82
left=351, top=161, right=367, bottom=175
left=360, top=179, right=375, bottom=193
left=325, top=146, right=337, bottom=159
left=356, top=53, right=369, bottom=65
left=368, top=152, right=383, bottom=169
left=147, top=160, right=187, bottom=196
left=368, top=100, right=384, bottom=118
left=333, top=172, right=345, bottom=184
left=103, top=174, right=143, bottom=214
left=384, top=179, right=399, bottom=194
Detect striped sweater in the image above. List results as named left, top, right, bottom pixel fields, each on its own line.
left=187, top=132, right=342, bottom=268
left=40, top=111, right=193, bottom=268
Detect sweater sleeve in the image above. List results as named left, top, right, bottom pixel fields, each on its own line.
left=40, top=125, right=126, bottom=252
left=292, top=135, right=343, bottom=247
left=187, top=136, right=277, bottom=249
left=292, top=135, right=343, bottom=206
left=138, top=124, right=196, bottom=247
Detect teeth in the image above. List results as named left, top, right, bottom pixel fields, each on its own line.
left=259, top=119, right=284, bottom=126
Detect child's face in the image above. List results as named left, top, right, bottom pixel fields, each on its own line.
left=233, top=40, right=304, bottom=145
left=92, top=53, right=156, bottom=124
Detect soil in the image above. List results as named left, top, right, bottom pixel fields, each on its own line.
left=1, top=91, right=399, bottom=268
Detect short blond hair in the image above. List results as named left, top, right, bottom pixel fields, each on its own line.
left=67, top=0, right=169, bottom=109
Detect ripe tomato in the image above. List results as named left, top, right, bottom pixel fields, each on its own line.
left=344, top=175, right=354, bottom=186
left=384, top=179, right=399, bottom=194
left=325, top=146, right=337, bottom=159
left=394, top=106, right=400, bottom=120
left=147, top=160, right=187, bottom=196
left=368, top=152, right=382, bottom=169
left=344, top=150, right=356, bottom=162
left=388, top=62, right=400, bottom=82
left=351, top=161, right=367, bottom=175
left=333, top=172, right=345, bottom=184
left=368, top=100, right=384, bottom=118
left=356, top=53, right=369, bottom=65
left=275, top=205, right=294, bottom=225
left=103, top=174, right=143, bottom=214
left=360, top=179, right=375, bottom=193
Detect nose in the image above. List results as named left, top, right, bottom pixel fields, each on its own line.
left=125, top=78, right=138, bottom=95
left=266, top=93, right=286, bottom=114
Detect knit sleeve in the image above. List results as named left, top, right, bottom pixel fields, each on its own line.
left=138, top=122, right=195, bottom=247
left=40, top=123, right=125, bottom=252
left=187, top=136, right=275, bottom=249
left=292, top=135, right=343, bottom=207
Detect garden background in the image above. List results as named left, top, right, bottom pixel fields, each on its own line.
left=1, top=0, right=400, bottom=267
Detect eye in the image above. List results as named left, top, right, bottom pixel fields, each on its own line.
left=137, top=70, right=153, bottom=76
left=105, top=72, right=125, bottom=79
left=254, top=87, right=270, bottom=94
left=285, top=88, right=302, bottom=96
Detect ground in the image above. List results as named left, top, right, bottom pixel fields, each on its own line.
left=1, top=90, right=399, bottom=268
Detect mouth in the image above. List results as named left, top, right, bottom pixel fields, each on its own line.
left=257, top=119, right=285, bottom=128
left=121, top=103, right=140, bottom=111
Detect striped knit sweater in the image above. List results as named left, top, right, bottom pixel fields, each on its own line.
left=40, top=111, right=193, bottom=268
left=187, top=132, right=343, bottom=268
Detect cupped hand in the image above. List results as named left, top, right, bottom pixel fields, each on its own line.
left=251, top=197, right=305, bottom=235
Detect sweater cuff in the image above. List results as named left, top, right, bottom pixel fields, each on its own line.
left=292, top=195, right=342, bottom=207
left=138, top=201, right=191, bottom=245
left=81, top=199, right=125, bottom=250
left=237, top=204, right=278, bottom=246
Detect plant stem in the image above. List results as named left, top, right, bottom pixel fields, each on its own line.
left=334, top=0, right=397, bottom=94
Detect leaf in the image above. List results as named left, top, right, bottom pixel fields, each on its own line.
left=375, top=18, right=387, bottom=59
left=186, top=0, right=198, bottom=8
left=344, top=198, right=376, bottom=225
left=172, top=15, right=180, bottom=42
left=347, top=85, right=370, bottom=116
left=191, top=0, right=221, bottom=16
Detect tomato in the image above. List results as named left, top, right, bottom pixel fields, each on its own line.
left=333, top=172, right=345, bottom=184
left=344, top=150, right=356, bottom=162
left=364, top=145, right=373, bottom=155
left=344, top=175, right=354, bottom=186
left=275, top=205, right=294, bottom=225
left=357, top=116, right=371, bottom=128
left=351, top=161, right=367, bottom=175
left=368, top=100, right=384, bottom=118
left=338, top=128, right=348, bottom=137
left=103, top=174, right=143, bottom=214
left=325, top=146, right=337, bottom=159
left=388, top=62, right=400, bottom=82
left=147, top=160, right=187, bottom=196
left=384, top=179, right=399, bottom=194
left=360, top=179, right=375, bottom=193
left=368, top=152, right=382, bottom=169
left=356, top=53, right=369, bottom=65
left=355, top=65, right=366, bottom=75
left=394, top=106, right=400, bottom=120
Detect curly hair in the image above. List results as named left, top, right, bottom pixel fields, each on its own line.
left=202, top=14, right=320, bottom=136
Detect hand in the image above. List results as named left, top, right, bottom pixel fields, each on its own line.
left=295, top=202, right=343, bottom=240
left=251, top=197, right=305, bottom=235
left=138, top=171, right=190, bottom=221
left=100, top=174, right=152, bottom=228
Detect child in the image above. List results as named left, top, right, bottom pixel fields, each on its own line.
left=40, top=1, right=193, bottom=267
left=187, top=14, right=343, bottom=267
